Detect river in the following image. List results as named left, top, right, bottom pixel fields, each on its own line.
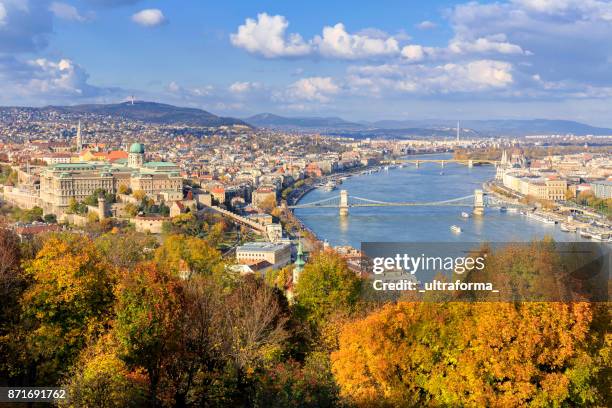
left=294, top=153, right=584, bottom=247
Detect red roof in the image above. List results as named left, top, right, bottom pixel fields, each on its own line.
left=107, top=150, right=129, bottom=161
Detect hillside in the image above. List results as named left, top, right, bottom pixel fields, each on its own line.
left=42, top=101, right=248, bottom=127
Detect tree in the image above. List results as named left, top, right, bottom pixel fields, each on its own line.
left=124, top=203, right=139, bottom=217
left=0, top=226, right=24, bottom=383
left=61, top=334, right=147, bottom=408
left=114, top=262, right=184, bottom=406
left=294, top=250, right=362, bottom=326
left=0, top=226, right=23, bottom=318
left=43, top=213, right=57, bottom=224
left=331, top=302, right=609, bottom=407
left=95, top=231, right=158, bottom=270
left=221, top=275, right=289, bottom=372
left=20, top=233, right=117, bottom=384
left=253, top=356, right=340, bottom=408
left=154, top=234, right=224, bottom=279
left=133, top=190, right=146, bottom=201
left=118, top=184, right=131, bottom=195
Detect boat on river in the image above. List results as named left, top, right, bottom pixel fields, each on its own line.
left=461, top=212, right=470, bottom=218
left=323, top=181, right=336, bottom=192
left=450, top=225, right=462, bottom=233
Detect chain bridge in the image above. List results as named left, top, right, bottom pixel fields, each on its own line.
left=288, top=189, right=519, bottom=216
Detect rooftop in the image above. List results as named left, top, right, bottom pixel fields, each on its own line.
left=237, top=242, right=289, bottom=252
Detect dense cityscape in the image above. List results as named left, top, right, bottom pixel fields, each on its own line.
left=1, top=0, right=611, bottom=406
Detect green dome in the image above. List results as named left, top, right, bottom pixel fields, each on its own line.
left=129, top=143, right=145, bottom=154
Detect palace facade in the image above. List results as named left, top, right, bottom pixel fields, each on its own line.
left=39, top=143, right=182, bottom=213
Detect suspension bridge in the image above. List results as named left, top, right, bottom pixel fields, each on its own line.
left=288, top=189, right=518, bottom=216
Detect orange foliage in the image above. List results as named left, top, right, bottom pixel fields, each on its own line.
left=331, top=302, right=604, bottom=407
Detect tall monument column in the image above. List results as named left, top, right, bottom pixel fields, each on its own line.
left=98, top=196, right=106, bottom=220
left=339, top=189, right=349, bottom=216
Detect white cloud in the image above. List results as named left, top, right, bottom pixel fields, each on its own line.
left=401, top=45, right=437, bottom=61
left=229, top=81, right=261, bottom=93
left=0, top=3, right=6, bottom=26
left=231, top=12, right=533, bottom=63
left=313, top=23, right=400, bottom=59
left=167, top=81, right=180, bottom=93
left=443, top=60, right=514, bottom=89
left=284, top=77, right=339, bottom=102
left=49, top=2, right=88, bottom=22
left=166, top=81, right=212, bottom=97
left=450, top=0, right=612, bottom=86
left=416, top=20, right=437, bottom=30
left=25, top=58, right=98, bottom=96
left=230, top=13, right=311, bottom=58
left=448, top=35, right=527, bottom=55
left=131, top=8, right=166, bottom=27
left=231, top=14, right=404, bottom=60
left=347, top=60, right=514, bottom=95
left=0, top=56, right=122, bottom=103
left=512, top=0, right=612, bottom=19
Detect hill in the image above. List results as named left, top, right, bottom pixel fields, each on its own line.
left=42, top=101, right=248, bottom=127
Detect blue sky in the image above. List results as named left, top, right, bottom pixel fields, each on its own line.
left=1, top=0, right=612, bottom=125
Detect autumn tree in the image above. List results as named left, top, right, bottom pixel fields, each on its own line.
left=118, top=184, right=131, bottom=195
left=154, top=234, right=224, bottom=279
left=95, top=231, right=158, bottom=270
left=0, top=226, right=25, bottom=384
left=332, top=301, right=609, bottom=407
left=20, top=233, right=117, bottom=384
left=61, top=333, right=147, bottom=408
left=221, top=275, right=289, bottom=372
left=0, top=226, right=23, bottom=321
left=133, top=190, right=146, bottom=201
left=294, top=250, right=362, bottom=327
left=113, top=262, right=184, bottom=406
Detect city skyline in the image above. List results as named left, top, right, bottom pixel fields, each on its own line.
left=1, top=0, right=612, bottom=125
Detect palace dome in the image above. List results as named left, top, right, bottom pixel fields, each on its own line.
left=129, top=142, right=145, bottom=154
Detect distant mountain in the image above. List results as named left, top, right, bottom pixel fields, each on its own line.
left=245, top=114, right=612, bottom=136
left=245, top=113, right=364, bottom=130
left=41, top=101, right=248, bottom=127
left=369, top=119, right=612, bottom=136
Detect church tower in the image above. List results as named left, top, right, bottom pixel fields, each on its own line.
left=128, top=142, right=145, bottom=168
left=75, top=120, right=83, bottom=152
left=292, top=240, right=306, bottom=285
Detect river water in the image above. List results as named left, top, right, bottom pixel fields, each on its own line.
left=294, top=153, right=583, bottom=247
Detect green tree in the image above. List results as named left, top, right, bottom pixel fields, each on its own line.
left=295, top=250, right=362, bottom=326
left=154, top=234, right=224, bottom=279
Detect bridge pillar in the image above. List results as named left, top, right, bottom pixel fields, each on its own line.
left=415, top=160, right=420, bottom=168
left=441, top=161, right=445, bottom=168
left=473, top=189, right=484, bottom=215
left=339, top=189, right=349, bottom=216
left=468, top=160, right=473, bottom=168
